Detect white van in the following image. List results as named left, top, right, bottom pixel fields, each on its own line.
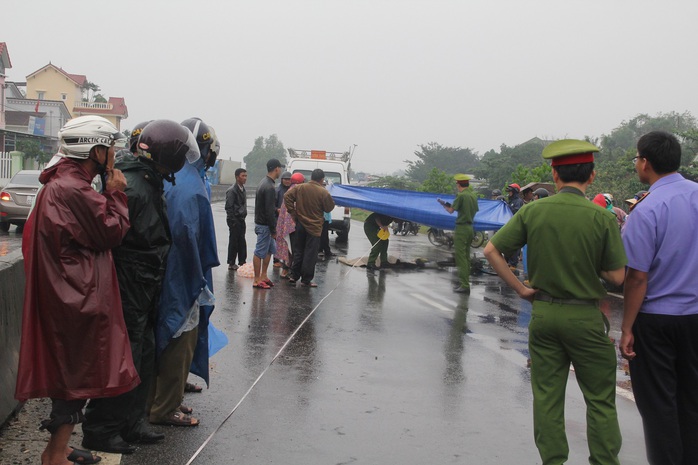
left=287, top=148, right=352, bottom=242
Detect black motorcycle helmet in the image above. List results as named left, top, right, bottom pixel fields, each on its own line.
left=129, top=120, right=152, bottom=153
left=181, top=117, right=213, bottom=165
left=137, top=120, right=199, bottom=183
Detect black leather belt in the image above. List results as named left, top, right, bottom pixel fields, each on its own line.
left=534, top=291, right=598, bottom=306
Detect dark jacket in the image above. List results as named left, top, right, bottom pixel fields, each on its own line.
left=113, top=156, right=171, bottom=282
left=508, top=194, right=524, bottom=214
left=225, top=183, right=247, bottom=222
left=255, top=175, right=278, bottom=234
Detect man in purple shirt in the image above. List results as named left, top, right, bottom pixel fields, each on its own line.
left=620, top=131, right=698, bottom=465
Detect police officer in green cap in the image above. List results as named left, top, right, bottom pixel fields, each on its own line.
left=483, top=140, right=627, bottom=465
left=439, top=174, right=478, bottom=294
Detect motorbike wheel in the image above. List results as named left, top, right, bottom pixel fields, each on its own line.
left=471, top=231, right=486, bottom=248
left=427, top=229, right=441, bottom=246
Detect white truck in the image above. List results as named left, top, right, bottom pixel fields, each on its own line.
left=287, top=148, right=353, bottom=242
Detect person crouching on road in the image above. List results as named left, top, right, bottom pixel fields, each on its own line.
left=363, top=212, right=393, bottom=271
left=484, top=139, right=626, bottom=465
left=439, top=174, right=478, bottom=294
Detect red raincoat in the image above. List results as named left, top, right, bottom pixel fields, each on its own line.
left=15, top=159, right=140, bottom=401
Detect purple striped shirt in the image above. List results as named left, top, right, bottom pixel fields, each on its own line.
left=622, top=173, right=698, bottom=315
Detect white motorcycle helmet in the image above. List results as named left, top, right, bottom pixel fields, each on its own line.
left=58, top=115, right=126, bottom=159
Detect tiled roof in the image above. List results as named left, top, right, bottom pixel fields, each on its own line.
left=67, top=73, right=86, bottom=86
left=27, top=63, right=83, bottom=86
left=0, top=42, right=12, bottom=68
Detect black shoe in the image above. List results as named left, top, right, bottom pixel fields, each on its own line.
left=453, top=286, right=471, bottom=294
left=366, top=264, right=380, bottom=272
left=82, top=435, right=136, bottom=454
left=122, top=427, right=165, bottom=444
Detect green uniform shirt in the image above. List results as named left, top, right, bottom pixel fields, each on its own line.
left=490, top=187, right=627, bottom=300
left=452, top=189, right=478, bottom=225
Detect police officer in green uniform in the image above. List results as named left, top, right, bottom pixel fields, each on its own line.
left=363, top=212, right=393, bottom=271
left=483, top=140, right=627, bottom=465
left=439, top=174, right=478, bottom=294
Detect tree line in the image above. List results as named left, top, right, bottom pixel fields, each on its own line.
left=368, top=111, right=698, bottom=207
left=240, top=111, right=698, bottom=208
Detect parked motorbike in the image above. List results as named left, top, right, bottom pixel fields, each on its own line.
left=392, top=220, right=420, bottom=236
left=427, top=228, right=454, bottom=248
left=427, top=228, right=487, bottom=249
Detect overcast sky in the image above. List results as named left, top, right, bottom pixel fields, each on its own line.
left=4, top=0, right=697, bottom=173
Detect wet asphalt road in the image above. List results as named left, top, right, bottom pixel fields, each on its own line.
left=121, top=202, right=646, bottom=465
left=1, top=202, right=647, bottom=464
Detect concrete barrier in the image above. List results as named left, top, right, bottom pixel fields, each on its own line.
left=0, top=249, right=25, bottom=426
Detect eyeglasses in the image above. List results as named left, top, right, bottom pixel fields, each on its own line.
left=632, top=156, right=643, bottom=163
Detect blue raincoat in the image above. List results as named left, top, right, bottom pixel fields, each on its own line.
left=157, top=159, right=219, bottom=385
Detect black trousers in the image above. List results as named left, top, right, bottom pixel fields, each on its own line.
left=320, top=221, right=331, bottom=255
left=227, top=218, right=247, bottom=266
left=290, top=222, right=320, bottom=284
left=630, top=312, right=698, bottom=465
left=83, top=276, right=159, bottom=441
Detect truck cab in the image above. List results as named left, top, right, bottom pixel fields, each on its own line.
left=287, top=148, right=352, bottom=242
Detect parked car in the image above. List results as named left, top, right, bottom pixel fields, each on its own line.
left=0, top=170, right=42, bottom=232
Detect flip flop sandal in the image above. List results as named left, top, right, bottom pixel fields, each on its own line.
left=288, top=277, right=297, bottom=284
left=152, top=411, right=199, bottom=427
left=253, top=281, right=271, bottom=289
left=301, top=282, right=318, bottom=287
left=184, top=382, right=203, bottom=393
left=67, top=448, right=102, bottom=464
left=263, top=279, right=275, bottom=287
left=179, top=404, right=193, bottom=415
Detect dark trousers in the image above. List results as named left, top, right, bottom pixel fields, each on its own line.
left=227, top=218, right=247, bottom=265
left=630, top=312, right=698, bottom=465
left=363, top=220, right=388, bottom=266
left=320, top=221, right=331, bottom=255
left=83, top=287, right=158, bottom=441
left=290, top=222, right=320, bottom=284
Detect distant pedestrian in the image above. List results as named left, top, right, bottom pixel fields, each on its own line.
left=521, top=186, right=534, bottom=204
left=225, top=168, right=248, bottom=270
left=275, top=172, right=305, bottom=278
left=620, top=131, right=698, bottom=465
left=505, top=183, right=524, bottom=268
left=15, top=116, right=139, bottom=465
left=253, top=158, right=284, bottom=288
left=284, top=168, right=335, bottom=287
left=363, top=211, right=394, bottom=271
left=532, top=188, right=549, bottom=200
left=439, top=174, right=478, bottom=293
left=484, top=139, right=626, bottom=465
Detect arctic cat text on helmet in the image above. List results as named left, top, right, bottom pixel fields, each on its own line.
left=59, top=115, right=125, bottom=159
left=137, top=119, right=200, bottom=185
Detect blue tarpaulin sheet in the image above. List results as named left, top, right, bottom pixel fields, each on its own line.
left=327, top=184, right=513, bottom=231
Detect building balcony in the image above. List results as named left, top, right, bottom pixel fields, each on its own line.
left=73, top=101, right=113, bottom=111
